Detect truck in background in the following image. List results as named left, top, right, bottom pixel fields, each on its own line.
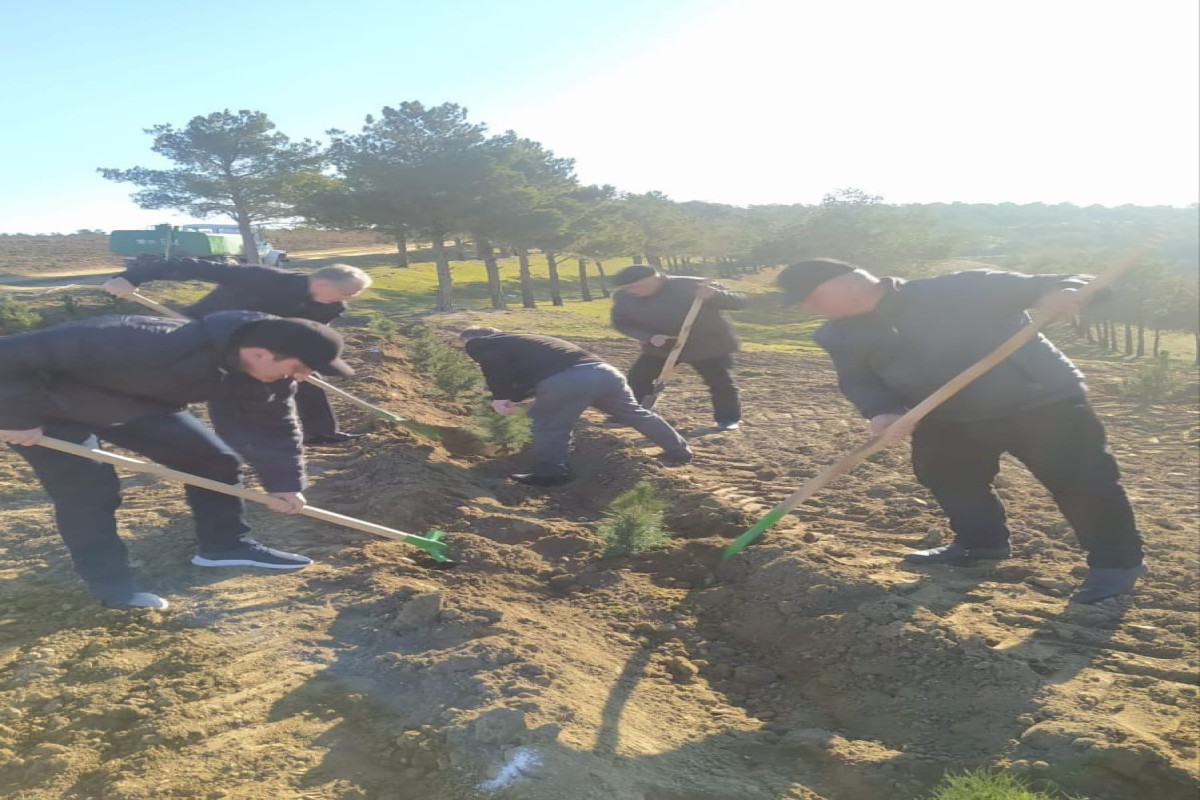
left=109, top=223, right=289, bottom=266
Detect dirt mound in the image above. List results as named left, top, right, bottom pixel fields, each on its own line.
left=1, top=339, right=1197, bottom=800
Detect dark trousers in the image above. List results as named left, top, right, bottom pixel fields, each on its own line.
left=295, top=381, right=338, bottom=438
left=627, top=353, right=741, bottom=425
left=10, top=412, right=250, bottom=597
left=911, top=398, right=1143, bottom=568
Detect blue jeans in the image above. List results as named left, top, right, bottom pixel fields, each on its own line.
left=10, top=412, right=250, bottom=597
left=528, top=363, right=690, bottom=473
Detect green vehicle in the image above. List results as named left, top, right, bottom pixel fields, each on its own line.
left=109, top=224, right=288, bottom=266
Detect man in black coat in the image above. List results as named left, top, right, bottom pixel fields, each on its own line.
left=610, top=265, right=747, bottom=430
left=0, top=311, right=355, bottom=610
left=104, top=256, right=372, bottom=445
left=777, top=259, right=1146, bottom=604
left=460, top=327, right=692, bottom=486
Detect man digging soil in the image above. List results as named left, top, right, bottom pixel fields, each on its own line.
left=0, top=311, right=353, bottom=609
left=778, top=259, right=1146, bottom=604
left=458, top=327, right=693, bottom=486
left=104, top=256, right=372, bottom=445
left=610, top=265, right=747, bottom=431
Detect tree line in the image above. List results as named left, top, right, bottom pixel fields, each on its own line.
left=100, top=104, right=1198, bottom=356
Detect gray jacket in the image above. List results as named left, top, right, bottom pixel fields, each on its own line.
left=611, top=276, right=747, bottom=362
left=814, top=270, right=1100, bottom=422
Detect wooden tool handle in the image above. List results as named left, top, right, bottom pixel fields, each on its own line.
left=35, top=436, right=417, bottom=545
left=128, top=292, right=178, bottom=317
left=657, top=291, right=706, bottom=383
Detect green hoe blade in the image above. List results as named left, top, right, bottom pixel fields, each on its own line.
left=721, top=507, right=787, bottom=559
left=409, top=528, right=454, bottom=563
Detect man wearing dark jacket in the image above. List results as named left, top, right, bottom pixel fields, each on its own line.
left=777, top=259, right=1146, bottom=604
left=0, top=311, right=355, bottom=610
left=610, top=266, right=747, bottom=430
left=459, top=328, right=692, bottom=486
left=104, top=256, right=372, bottom=445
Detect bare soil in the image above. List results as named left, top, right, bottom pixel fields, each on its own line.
left=1, top=335, right=1196, bottom=800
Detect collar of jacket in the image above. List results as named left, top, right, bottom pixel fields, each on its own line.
left=869, top=276, right=908, bottom=322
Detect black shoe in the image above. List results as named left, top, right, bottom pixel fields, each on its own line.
left=510, top=472, right=572, bottom=487
left=903, top=542, right=1011, bottom=565
left=658, top=448, right=694, bottom=466
left=96, top=589, right=169, bottom=610
left=304, top=431, right=368, bottom=445
left=1071, top=565, right=1147, bottom=604
left=192, top=538, right=313, bottom=569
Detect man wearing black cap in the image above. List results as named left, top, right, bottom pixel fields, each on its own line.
left=0, top=310, right=354, bottom=609
left=777, top=259, right=1146, bottom=604
left=104, top=257, right=372, bottom=445
left=610, top=265, right=747, bottom=430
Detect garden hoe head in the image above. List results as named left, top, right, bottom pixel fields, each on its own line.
left=408, top=528, right=456, bottom=566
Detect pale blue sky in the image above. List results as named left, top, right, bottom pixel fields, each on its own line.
left=3, top=0, right=1197, bottom=233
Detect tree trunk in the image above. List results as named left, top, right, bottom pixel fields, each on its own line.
left=480, top=238, right=506, bottom=310
left=1153, top=327, right=1161, bottom=357
left=394, top=225, right=409, bottom=268
left=452, top=237, right=465, bottom=260
left=236, top=215, right=260, bottom=264
left=1136, top=323, right=1145, bottom=357
left=518, top=249, right=536, bottom=308
left=1124, top=323, right=1133, bottom=355
left=546, top=251, right=563, bottom=306
left=595, top=260, right=610, bottom=298
left=577, top=257, right=593, bottom=302
left=632, top=255, right=644, bottom=265
left=431, top=235, right=453, bottom=312
left=647, top=254, right=662, bottom=269
left=1108, top=320, right=1119, bottom=352
left=1096, top=323, right=1107, bottom=349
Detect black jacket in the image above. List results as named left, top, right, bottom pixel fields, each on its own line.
left=0, top=311, right=305, bottom=492
left=815, top=270, right=1100, bottom=422
left=464, top=334, right=602, bottom=401
left=611, top=275, right=747, bottom=362
left=118, top=256, right=346, bottom=323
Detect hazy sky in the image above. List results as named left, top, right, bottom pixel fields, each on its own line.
left=2, top=0, right=1197, bottom=234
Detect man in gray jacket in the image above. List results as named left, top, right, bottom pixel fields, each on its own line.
left=610, top=265, right=747, bottom=430
left=777, top=259, right=1145, bottom=604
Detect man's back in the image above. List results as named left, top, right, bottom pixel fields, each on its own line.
left=815, top=270, right=1089, bottom=421
left=117, top=257, right=345, bottom=322
left=464, top=333, right=601, bottom=401
left=0, top=311, right=277, bottom=428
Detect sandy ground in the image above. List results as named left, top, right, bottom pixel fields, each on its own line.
left=0, top=334, right=1196, bottom=800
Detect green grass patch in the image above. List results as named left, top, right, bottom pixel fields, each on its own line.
left=0, top=296, right=41, bottom=334
left=1121, top=351, right=1183, bottom=403
left=332, top=254, right=827, bottom=353
left=920, top=770, right=1082, bottom=800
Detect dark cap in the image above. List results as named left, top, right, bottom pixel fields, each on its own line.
left=776, top=259, right=857, bottom=306
left=611, top=264, right=660, bottom=286
left=237, top=317, right=354, bottom=378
